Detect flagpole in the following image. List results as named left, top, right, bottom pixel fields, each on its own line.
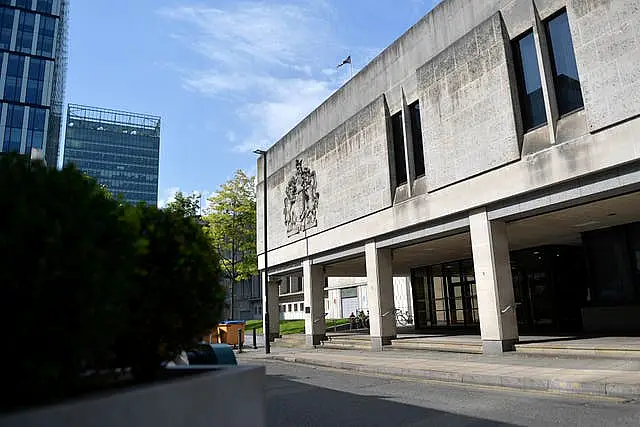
left=349, top=59, right=353, bottom=80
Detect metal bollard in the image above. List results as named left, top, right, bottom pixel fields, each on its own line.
left=253, top=328, right=257, bottom=349
left=238, top=329, right=243, bottom=353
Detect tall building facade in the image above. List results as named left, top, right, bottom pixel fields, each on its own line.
left=257, top=0, right=640, bottom=351
left=0, top=0, right=68, bottom=166
left=63, top=104, right=160, bottom=206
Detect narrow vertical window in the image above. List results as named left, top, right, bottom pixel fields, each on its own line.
left=0, top=7, right=14, bottom=50
left=409, top=101, right=425, bottom=177
left=4, top=54, right=25, bottom=102
left=3, top=104, right=25, bottom=152
left=26, top=107, right=46, bottom=153
left=391, top=111, right=407, bottom=185
left=513, top=31, right=547, bottom=132
left=26, top=58, right=46, bottom=104
left=545, top=10, right=584, bottom=116
left=36, top=15, right=55, bottom=57
left=16, top=11, right=35, bottom=54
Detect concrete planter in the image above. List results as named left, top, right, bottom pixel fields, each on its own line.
left=0, top=365, right=266, bottom=427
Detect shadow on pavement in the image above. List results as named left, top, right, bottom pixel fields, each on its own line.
left=266, top=374, right=516, bottom=427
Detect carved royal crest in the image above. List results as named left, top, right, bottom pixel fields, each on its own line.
left=283, top=159, right=319, bottom=236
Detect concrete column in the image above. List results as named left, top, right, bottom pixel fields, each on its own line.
left=303, top=259, right=325, bottom=346
left=262, top=271, right=280, bottom=342
left=469, top=209, right=519, bottom=354
left=365, top=241, right=396, bottom=351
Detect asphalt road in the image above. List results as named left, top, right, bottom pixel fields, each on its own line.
left=262, top=360, right=640, bottom=427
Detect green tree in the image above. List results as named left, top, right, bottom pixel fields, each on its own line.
left=164, top=191, right=201, bottom=217
left=205, top=170, right=257, bottom=319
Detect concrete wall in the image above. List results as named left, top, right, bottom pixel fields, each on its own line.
left=570, top=0, right=640, bottom=132
left=257, top=0, right=640, bottom=270
left=418, top=13, right=521, bottom=190
left=0, top=366, right=266, bottom=427
left=257, top=96, right=391, bottom=252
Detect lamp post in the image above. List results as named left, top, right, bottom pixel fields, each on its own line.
left=253, top=149, right=270, bottom=354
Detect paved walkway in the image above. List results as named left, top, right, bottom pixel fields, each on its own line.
left=238, top=345, right=640, bottom=399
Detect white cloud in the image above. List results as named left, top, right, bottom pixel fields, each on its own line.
left=159, top=1, right=349, bottom=153
left=158, top=186, right=181, bottom=208
left=226, top=130, right=236, bottom=142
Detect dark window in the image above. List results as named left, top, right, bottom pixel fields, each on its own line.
left=390, top=111, right=407, bottom=185
left=26, top=57, right=46, bottom=104
left=4, top=54, right=25, bottom=101
left=15, top=0, right=32, bottom=9
left=15, top=11, right=35, bottom=54
left=36, top=15, right=55, bottom=57
left=3, top=104, right=25, bottom=152
left=409, top=101, right=425, bottom=177
left=513, top=31, right=547, bottom=132
left=26, top=107, right=46, bottom=153
left=36, top=0, right=53, bottom=14
left=545, top=10, right=584, bottom=116
left=0, top=7, right=14, bottom=50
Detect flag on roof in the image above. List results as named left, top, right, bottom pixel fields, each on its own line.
left=337, top=55, right=351, bottom=68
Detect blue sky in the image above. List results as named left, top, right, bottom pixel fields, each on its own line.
left=65, top=0, right=440, bottom=206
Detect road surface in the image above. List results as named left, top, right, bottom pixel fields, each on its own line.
left=262, top=360, right=640, bottom=426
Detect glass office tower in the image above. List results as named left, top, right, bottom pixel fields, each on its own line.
left=0, top=0, right=69, bottom=166
left=63, top=104, right=160, bottom=206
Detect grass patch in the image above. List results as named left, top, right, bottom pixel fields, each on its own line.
left=241, top=318, right=350, bottom=335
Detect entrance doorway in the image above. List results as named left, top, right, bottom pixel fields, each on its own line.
left=411, top=260, right=479, bottom=329
left=410, top=245, right=587, bottom=333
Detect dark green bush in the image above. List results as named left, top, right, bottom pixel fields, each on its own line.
left=0, top=153, right=225, bottom=408
left=0, top=153, right=138, bottom=407
left=115, top=205, right=225, bottom=380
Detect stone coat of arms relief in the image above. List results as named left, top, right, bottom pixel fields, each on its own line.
left=283, top=159, right=319, bottom=236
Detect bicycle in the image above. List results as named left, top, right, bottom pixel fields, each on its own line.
left=394, top=309, right=413, bottom=327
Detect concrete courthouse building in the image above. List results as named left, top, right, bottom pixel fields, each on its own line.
left=256, top=0, right=640, bottom=353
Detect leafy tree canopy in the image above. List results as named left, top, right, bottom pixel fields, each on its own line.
left=204, top=170, right=257, bottom=317
left=164, top=191, right=201, bottom=218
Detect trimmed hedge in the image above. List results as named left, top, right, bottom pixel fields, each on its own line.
left=0, top=154, right=224, bottom=409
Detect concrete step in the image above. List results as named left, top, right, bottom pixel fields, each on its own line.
left=389, top=340, right=483, bottom=354
left=273, top=334, right=307, bottom=348
left=320, top=334, right=373, bottom=351
left=321, top=341, right=372, bottom=351
left=515, top=344, right=640, bottom=359
left=325, top=335, right=371, bottom=342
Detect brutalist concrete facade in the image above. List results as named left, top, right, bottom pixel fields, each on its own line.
left=256, top=0, right=640, bottom=351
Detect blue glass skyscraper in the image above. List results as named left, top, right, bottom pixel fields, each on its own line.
left=63, top=104, right=160, bottom=206
left=0, top=0, right=68, bottom=166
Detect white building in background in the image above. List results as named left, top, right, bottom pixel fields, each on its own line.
left=278, top=276, right=414, bottom=322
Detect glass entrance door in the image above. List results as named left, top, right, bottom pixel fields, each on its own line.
left=444, top=260, right=479, bottom=326
left=411, top=260, right=479, bottom=329
left=410, top=268, right=431, bottom=329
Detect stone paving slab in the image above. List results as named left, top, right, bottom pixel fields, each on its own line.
left=240, top=347, right=640, bottom=400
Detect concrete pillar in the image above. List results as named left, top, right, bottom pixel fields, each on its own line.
left=303, top=259, right=326, bottom=346
left=365, top=241, right=396, bottom=351
left=262, top=271, right=280, bottom=342
left=469, top=209, right=519, bottom=354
